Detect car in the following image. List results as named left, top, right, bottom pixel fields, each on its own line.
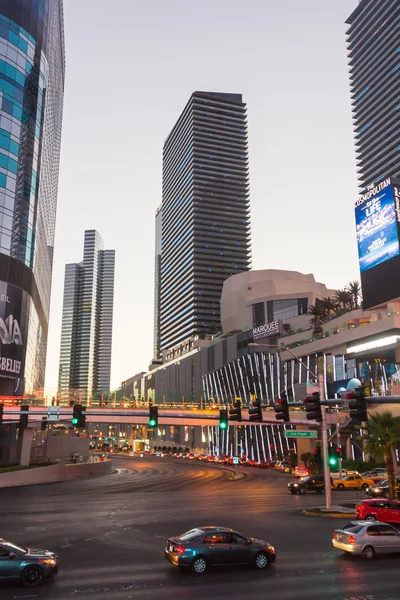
left=332, top=520, right=400, bottom=559
left=288, top=474, right=324, bottom=494
left=165, top=526, right=276, bottom=573
left=366, top=477, right=400, bottom=499
left=331, top=473, right=375, bottom=490
left=362, top=469, right=388, bottom=482
left=293, top=466, right=309, bottom=478
left=356, top=499, right=400, bottom=524
left=0, top=538, right=59, bottom=587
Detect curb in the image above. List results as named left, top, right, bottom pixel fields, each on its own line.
left=302, top=509, right=355, bottom=519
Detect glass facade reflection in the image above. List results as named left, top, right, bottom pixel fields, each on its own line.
left=0, top=0, right=65, bottom=395
left=58, top=230, right=115, bottom=403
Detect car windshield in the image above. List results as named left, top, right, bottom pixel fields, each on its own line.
left=4, top=541, right=26, bottom=554
left=179, top=529, right=203, bottom=542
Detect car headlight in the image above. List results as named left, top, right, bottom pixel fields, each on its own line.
left=266, top=545, right=275, bottom=552
left=42, top=559, right=56, bottom=566
left=294, top=483, right=298, bottom=487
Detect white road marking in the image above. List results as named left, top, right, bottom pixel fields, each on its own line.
left=61, top=543, right=72, bottom=548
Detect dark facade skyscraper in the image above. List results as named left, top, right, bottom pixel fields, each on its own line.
left=0, top=0, right=65, bottom=395
left=58, top=230, right=115, bottom=404
left=346, top=0, right=400, bottom=189
left=153, top=204, right=162, bottom=359
left=159, top=91, right=251, bottom=354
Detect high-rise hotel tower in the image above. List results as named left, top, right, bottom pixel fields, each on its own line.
left=157, top=91, right=251, bottom=355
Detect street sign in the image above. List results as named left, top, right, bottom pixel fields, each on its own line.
left=284, top=430, right=317, bottom=438
left=233, top=457, right=239, bottom=465
left=47, top=406, right=60, bottom=422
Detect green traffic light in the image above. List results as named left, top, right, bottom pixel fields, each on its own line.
left=72, top=417, right=78, bottom=425
left=329, top=457, right=337, bottom=466
left=149, top=419, right=156, bottom=427
left=219, top=422, right=228, bottom=430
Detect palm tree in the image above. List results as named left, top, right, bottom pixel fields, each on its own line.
left=308, top=303, right=325, bottom=323
left=334, top=289, right=353, bottom=310
left=362, top=412, right=400, bottom=499
left=320, top=296, right=338, bottom=316
left=300, top=451, right=318, bottom=474
left=346, top=280, right=361, bottom=309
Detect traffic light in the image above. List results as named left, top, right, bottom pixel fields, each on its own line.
left=19, top=404, right=29, bottom=429
left=219, top=409, right=228, bottom=430
left=328, top=447, right=338, bottom=468
left=314, top=446, right=322, bottom=468
left=274, top=397, right=290, bottom=422
left=304, top=392, right=322, bottom=422
left=40, top=417, right=47, bottom=432
left=229, top=400, right=242, bottom=422
left=248, top=398, right=263, bottom=422
left=148, top=406, right=158, bottom=428
left=336, top=447, right=343, bottom=460
left=0, top=403, right=3, bottom=424
left=72, top=404, right=86, bottom=428
left=347, top=387, right=368, bottom=423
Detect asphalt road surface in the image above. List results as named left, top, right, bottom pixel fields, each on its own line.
left=1, top=456, right=399, bottom=600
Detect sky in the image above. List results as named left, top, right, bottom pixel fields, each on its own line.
left=44, top=0, right=360, bottom=396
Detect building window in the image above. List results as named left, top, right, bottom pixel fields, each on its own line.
left=252, top=302, right=265, bottom=327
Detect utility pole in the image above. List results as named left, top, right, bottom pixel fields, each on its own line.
left=319, top=373, right=332, bottom=509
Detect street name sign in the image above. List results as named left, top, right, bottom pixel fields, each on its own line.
left=233, top=457, right=239, bottom=465
left=284, top=430, right=317, bottom=438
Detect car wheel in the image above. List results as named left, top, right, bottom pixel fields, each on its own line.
left=362, top=483, right=369, bottom=490
left=254, top=552, right=269, bottom=569
left=21, top=566, right=43, bottom=587
left=191, top=556, right=207, bottom=574
left=365, top=515, right=376, bottom=521
left=337, top=484, right=345, bottom=490
left=361, top=545, right=375, bottom=560
left=298, top=487, right=306, bottom=494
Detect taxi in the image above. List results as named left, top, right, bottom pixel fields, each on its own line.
left=332, top=473, right=375, bottom=490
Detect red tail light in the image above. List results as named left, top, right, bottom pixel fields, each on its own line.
left=333, top=532, right=337, bottom=539
left=176, top=546, right=185, bottom=554
left=348, top=535, right=356, bottom=544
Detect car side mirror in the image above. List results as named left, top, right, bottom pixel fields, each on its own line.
left=9, top=552, right=17, bottom=559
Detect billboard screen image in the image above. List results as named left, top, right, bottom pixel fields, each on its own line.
left=355, top=185, right=400, bottom=272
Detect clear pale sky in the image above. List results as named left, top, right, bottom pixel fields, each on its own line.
left=44, top=0, right=360, bottom=395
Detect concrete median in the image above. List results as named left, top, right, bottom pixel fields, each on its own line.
left=0, top=458, right=113, bottom=487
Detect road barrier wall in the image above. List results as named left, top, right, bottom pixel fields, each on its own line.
left=0, top=458, right=113, bottom=487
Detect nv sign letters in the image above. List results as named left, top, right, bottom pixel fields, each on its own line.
left=253, top=320, right=280, bottom=340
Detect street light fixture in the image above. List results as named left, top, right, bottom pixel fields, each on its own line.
left=248, top=342, right=332, bottom=509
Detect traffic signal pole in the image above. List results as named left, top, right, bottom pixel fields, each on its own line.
left=319, top=373, right=332, bottom=510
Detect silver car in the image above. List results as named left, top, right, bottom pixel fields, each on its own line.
left=332, top=520, right=400, bottom=559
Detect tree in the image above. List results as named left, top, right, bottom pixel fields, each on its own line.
left=334, top=289, right=353, bottom=310
left=346, top=280, right=361, bottom=309
left=362, top=411, right=400, bottom=499
left=308, top=303, right=325, bottom=323
left=300, top=451, right=318, bottom=474
left=320, top=296, right=338, bottom=316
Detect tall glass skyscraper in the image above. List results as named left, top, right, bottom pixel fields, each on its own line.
left=346, top=0, right=400, bottom=189
left=159, top=91, right=251, bottom=354
left=153, top=204, right=162, bottom=359
left=0, top=0, right=65, bottom=396
left=58, top=230, right=115, bottom=404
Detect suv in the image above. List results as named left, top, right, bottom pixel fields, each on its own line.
left=288, top=474, right=324, bottom=494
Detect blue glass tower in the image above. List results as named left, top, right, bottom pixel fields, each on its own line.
left=0, top=0, right=65, bottom=395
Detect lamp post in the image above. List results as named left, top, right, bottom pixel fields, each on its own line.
left=248, top=342, right=332, bottom=509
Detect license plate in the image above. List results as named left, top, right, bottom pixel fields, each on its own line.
left=169, top=545, right=174, bottom=552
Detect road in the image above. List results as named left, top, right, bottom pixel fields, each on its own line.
left=1, top=456, right=399, bottom=600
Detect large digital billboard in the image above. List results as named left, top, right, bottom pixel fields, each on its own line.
left=0, top=281, right=26, bottom=382
left=355, top=185, right=399, bottom=272
left=357, top=178, right=400, bottom=309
